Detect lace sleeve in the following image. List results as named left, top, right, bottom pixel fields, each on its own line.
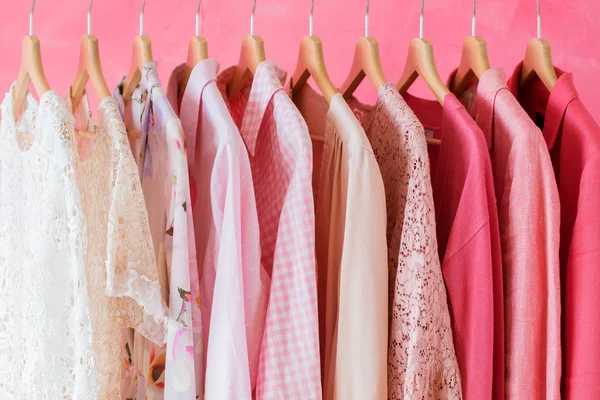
left=101, top=97, right=168, bottom=344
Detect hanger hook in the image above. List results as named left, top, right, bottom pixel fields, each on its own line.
left=139, top=0, right=146, bottom=36
left=196, top=0, right=201, bottom=36
left=536, top=0, right=541, bottom=39
left=471, top=0, right=476, bottom=36
left=365, top=0, right=370, bottom=37
left=88, top=0, right=93, bottom=35
left=29, top=0, right=36, bottom=36
left=419, top=0, right=424, bottom=39
left=250, top=0, right=256, bottom=36
left=309, top=0, right=314, bottom=36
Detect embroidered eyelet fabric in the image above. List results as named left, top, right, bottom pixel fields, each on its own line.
left=0, top=85, right=97, bottom=399
left=66, top=92, right=168, bottom=399
left=347, top=83, right=462, bottom=399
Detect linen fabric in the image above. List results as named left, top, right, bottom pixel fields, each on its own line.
left=66, top=92, right=169, bottom=399
left=346, top=83, right=463, bottom=399
left=404, top=91, right=503, bottom=400
left=451, top=67, right=561, bottom=400
left=217, top=61, right=322, bottom=399
left=293, top=82, right=388, bottom=400
left=114, top=61, right=202, bottom=400
left=167, top=59, right=269, bottom=399
left=0, top=86, right=97, bottom=399
left=508, top=64, right=600, bottom=400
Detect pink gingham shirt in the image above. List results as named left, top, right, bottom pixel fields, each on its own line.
left=453, top=68, right=561, bottom=400
left=166, top=59, right=269, bottom=399
left=217, top=61, right=322, bottom=399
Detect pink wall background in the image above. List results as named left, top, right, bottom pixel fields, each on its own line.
left=0, top=0, right=598, bottom=122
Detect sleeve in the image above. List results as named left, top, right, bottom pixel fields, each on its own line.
left=203, top=144, right=268, bottom=398
left=502, top=135, right=561, bottom=399
left=442, top=221, right=496, bottom=400
left=563, top=157, right=600, bottom=397
left=333, top=151, right=388, bottom=399
left=164, top=119, right=202, bottom=398
left=103, top=105, right=168, bottom=345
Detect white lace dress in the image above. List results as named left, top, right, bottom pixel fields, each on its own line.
left=0, top=85, right=97, bottom=399
left=67, top=92, right=168, bottom=399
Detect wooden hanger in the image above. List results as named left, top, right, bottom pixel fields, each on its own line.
left=122, top=36, right=153, bottom=102
left=451, top=37, right=490, bottom=96
left=396, top=0, right=449, bottom=106
left=396, top=1, right=444, bottom=146
left=177, top=1, right=209, bottom=108
left=520, top=38, right=556, bottom=91
left=71, top=34, right=111, bottom=107
left=227, top=35, right=265, bottom=98
left=339, top=1, right=387, bottom=97
left=450, top=0, right=491, bottom=96
left=122, top=1, right=153, bottom=102
left=227, top=0, right=266, bottom=99
left=289, top=1, right=338, bottom=104
left=396, top=37, right=449, bottom=106
left=13, top=1, right=51, bottom=119
left=519, top=0, right=556, bottom=91
left=290, top=36, right=338, bottom=103
left=71, top=2, right=111, bottom=109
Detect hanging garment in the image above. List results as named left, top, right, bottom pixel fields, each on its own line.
left=452, top=67, right=561, bottom=400
left=404, top=91, right=503, bottom=400
left=217, top=61, right=322, bottom=400
left=508, top=65, right=600, bottom=400
left=0, top=85, right=97, bottom=399
left=167, top=59, right=269, bottom=399
left=292, top=82, right=388, bottom=400
left=65, top=91, right=169, bottom=399
left=344, top=83, right=463, bottom=399
left=114, top=61, right=202, bottom=400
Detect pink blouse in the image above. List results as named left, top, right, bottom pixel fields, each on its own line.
left=453, top=67, right=561, bottom=400
left=508, top=64, right=600, bottom=400
left=167, top=59, right=269, bottom=399
left=404, top=91, right=503, bottom=400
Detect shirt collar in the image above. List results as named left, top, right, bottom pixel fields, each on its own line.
left=218, top=60, right=287, bottom=156
left=140, top=61, right=161, bottom=90
left=178, top=58, right=220, bottom=163
left=508, top=62, right=578, bottom=150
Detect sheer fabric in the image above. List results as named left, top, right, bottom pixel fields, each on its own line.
left=114, top=61, right=202, bottom=400
left=0, top=85, right=97, bottom=399
left=67, top=92, right=168, bottom=399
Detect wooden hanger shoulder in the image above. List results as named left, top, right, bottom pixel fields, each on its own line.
left=451, top=36, right=490, bottom=96
left=340, top=36, right=387, bottom=98
left=71, top=34, right=111, bottom=107
left=122, top=35, right=153, bottom=102
left=177, top=36, right=209, bottom=109
left=396, top=38, right=449, bottom=105
left=227, top=35, right=265, bottom=98
left=14, top=35, right=51, bottom=117
left=290, top=35, right=338, bottom=103
left=520, top=38, right=557, bottom=91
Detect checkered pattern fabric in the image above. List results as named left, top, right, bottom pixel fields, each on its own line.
left=218, top=62, right=322, bottom=399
